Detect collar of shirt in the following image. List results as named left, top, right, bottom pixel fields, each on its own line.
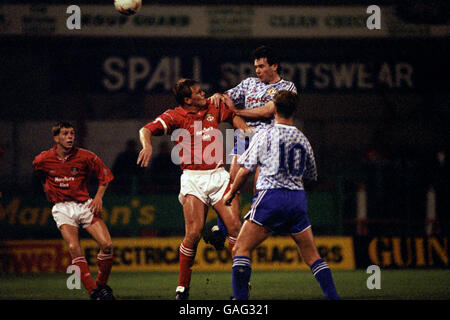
left=258, top=77, right=284, bottom=86
left=275, top=123, right=295, bottom=129
left=51, top=145, right=78, bottom=161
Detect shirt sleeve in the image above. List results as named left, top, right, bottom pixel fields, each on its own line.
left=225, top=79, right=248, bottom=105
left=303, top=139, right=318, bottom=181
left=218, top=102, right=236, bottom=124
left=88, top=154, right=114, bottom=186
left=143, top=110, right=178, bottom=136
left=32, top=152, right=46, bottom=174
left=237, top=130, right=264, bottom=172
left=287, top=81, right=297, bottom=94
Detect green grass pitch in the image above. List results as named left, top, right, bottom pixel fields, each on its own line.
left=0, top=270, right=449, bottom=300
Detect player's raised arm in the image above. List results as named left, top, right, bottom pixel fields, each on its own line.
left=232, top=114, right=253, bottom=134
left=235, top=100, right=275, bottom=119
left=209, top=92, right=224, bottom=108
left=209, top=93, right=238, bottom=111
left=218, top=98, right=252, bottom=134
left=137, top=127, right=153, bottom=168
left=221, top=94, right=237, bottom=111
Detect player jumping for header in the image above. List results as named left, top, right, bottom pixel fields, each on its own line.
left=205, top=45, right=297, bottom=251
left=137, top=78, right=252, bottom=300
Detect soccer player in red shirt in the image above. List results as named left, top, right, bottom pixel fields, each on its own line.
left=33, top=122, right=115, bottom=300
left=137, top=78, right=251, bottom=300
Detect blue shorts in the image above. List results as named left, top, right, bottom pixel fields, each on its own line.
left=244, top=189, right=311, bottom=235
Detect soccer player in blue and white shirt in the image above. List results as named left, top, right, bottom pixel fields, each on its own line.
left=205, top=46, right=297, bottom=249
left=223, top=91, right=340, bottom=300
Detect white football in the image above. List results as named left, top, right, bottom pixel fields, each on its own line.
left=114, top=0, right=142, bottom=16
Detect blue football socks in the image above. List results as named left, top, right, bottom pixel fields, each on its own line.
left=232, top=256, right=252, bottom=300
left=311, top=259, right=340, bottom=300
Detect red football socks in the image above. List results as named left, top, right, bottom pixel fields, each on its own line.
left=72, top=256, right=97, bottom=293
left=96, top=253, right=113, bottom=286
left=178, top=242, right=196, bottom=288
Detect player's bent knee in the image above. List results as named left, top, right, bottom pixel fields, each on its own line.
left=226, top=216, right=242, bottom=236
left=184, top=232, right=202, bottom=247
left=68, top=243, right=82, bottom=256
left=68, top=243, right=78, bottom=252
left=227, top=225, right=241, bottom=238
left=232, top=247, right=250, bottom=258
left=232, top=241, right=249, bottom=257
left=297, top=244, right=320, bottom=267
left=231, top=245, right=240, bottom=257
left=100, top=241, right=113, bottom=254
left=224, top=217, right=240, bottom=234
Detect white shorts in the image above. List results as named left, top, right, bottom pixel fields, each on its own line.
left=52, top=199, right=96, bottom=229
left=179, top=167, right=230, bottom=207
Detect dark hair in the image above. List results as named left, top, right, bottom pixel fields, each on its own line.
left=273, top=90, right=299, bottom=119
left=253, top=45, right=279, bottom=66
left=52, top=122, right=74, bottom=136
left=173, top=78, right=198, bottom=105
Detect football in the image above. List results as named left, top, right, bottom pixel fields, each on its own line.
left=114, top=0, right=142, bottom=16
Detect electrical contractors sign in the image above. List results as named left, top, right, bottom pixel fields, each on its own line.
left=0, top=237, right=355, bottom=273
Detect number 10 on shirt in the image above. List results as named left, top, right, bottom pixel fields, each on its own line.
left=278, top=142, right=307, bottom=177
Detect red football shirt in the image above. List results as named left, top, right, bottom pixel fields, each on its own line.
left=32, top=146, right=114, bottom=203
left=144, top=100, right=236, bottom=171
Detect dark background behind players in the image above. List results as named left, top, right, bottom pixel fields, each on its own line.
left=0, top=0, right=448, bottom=240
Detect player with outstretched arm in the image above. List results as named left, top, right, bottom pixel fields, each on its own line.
left=223, top=91, right=340, bottom=300
left=137, top=78, right=251, bottom=300
left=205, top=45, right=297, bottom=251
left=33, top=122, right=115, bottom=300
